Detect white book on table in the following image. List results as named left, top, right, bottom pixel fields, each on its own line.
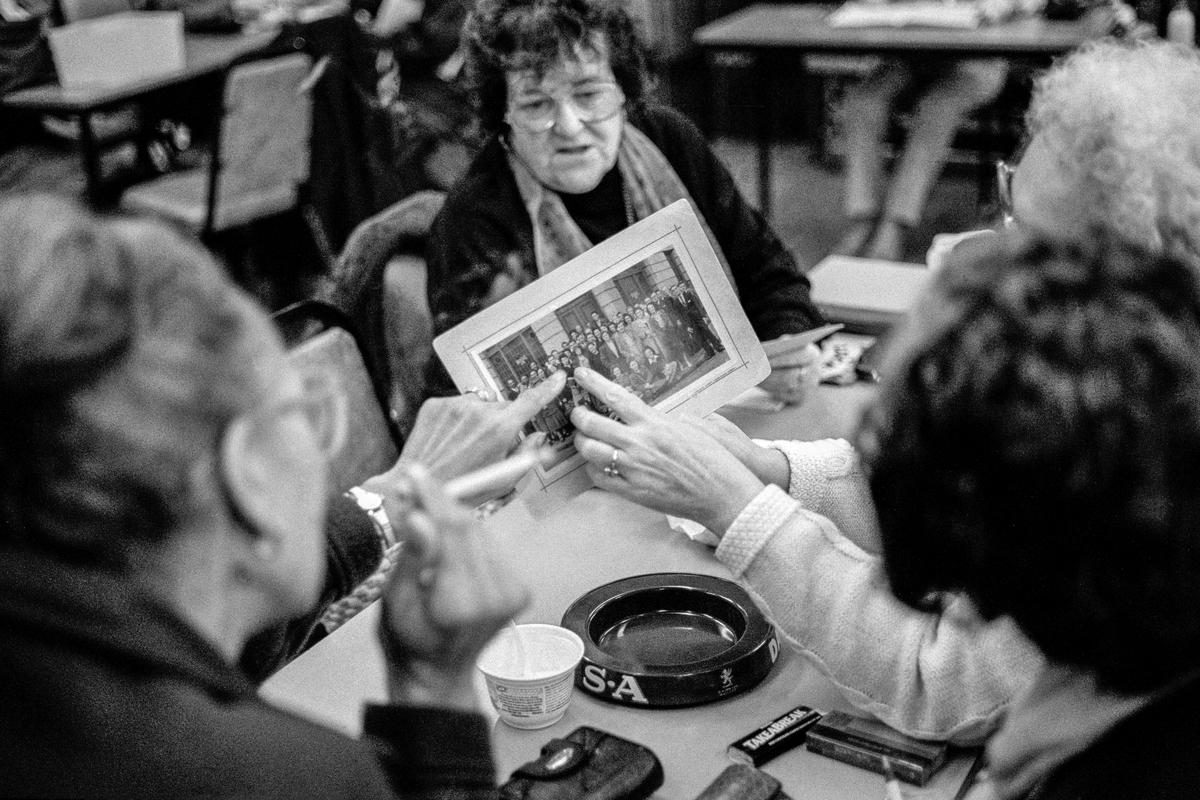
left=808, top=255, right=931, bottom=332
left=827, top=2, right=982, bottom=29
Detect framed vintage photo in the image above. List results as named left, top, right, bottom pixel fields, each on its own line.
left=433, top=200, right=770, bottom=509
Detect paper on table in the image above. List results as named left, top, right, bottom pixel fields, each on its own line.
left=720, top=386, right=786, bottom=414
left=761, top=323, right=845, bottom=360
left=667, top=515, right=720, bottom=547
left=827, top=2, right=982, bottom=29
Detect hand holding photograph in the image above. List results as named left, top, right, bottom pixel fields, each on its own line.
left=433, top=200, right=770, bottom=511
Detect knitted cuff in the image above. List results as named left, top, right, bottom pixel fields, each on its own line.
left=716, top=484, right=800, bottom=577
left=768, top=438, right=856, bottom=507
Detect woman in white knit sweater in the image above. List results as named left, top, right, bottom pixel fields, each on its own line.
left=566, top=282, right=1043, bottom=747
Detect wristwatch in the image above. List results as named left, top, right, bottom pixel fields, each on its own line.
left=345, top=486, right=398, bottom=551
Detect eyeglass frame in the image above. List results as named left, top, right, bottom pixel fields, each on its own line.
left=233, top=365, right=347, bottom=463
left=212, top=364, right=344, bottom=540
left=504, top=80, right=626, bottom=133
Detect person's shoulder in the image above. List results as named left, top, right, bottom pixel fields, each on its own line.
left=433, top=137, right=522, bottom=236
left=632, top=103, right=707, bottom=149
left=200, top=696, right=394, bottom=792
left=1039, top=676, right=1200, bottom=800
left=439, top=138, right=508, bottom=213
left=629, top=104, right=719, bottom=195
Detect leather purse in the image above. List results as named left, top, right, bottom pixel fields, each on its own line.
left=693, top=764, right=792, bottom=800
left=499, top=726, right=664, bottom=800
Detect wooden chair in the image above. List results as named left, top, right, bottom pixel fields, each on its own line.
left=322, top=190, right=446, bottom=437
left=272, top=299, right=403, bottom=496
left=120, top=51, right=325, bottom=243
left=238, top=300, right=403, bottom=677
left=57, top=0, right=131, bottom=22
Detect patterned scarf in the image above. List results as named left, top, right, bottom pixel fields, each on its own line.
left=505, top=122, right=736, bottom=287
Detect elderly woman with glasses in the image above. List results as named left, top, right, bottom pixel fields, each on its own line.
left=0, top=195, right=534, bottom=797
left=425, top=0, right=825, bottom=404
left=1008, top=39, right=1200, bottom=266
left=931, top=39, right=1200, bottom=270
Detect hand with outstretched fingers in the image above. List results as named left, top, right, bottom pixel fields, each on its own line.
left=569, top=367, right=765, bottom=537
left=363, top=372, right=567, bottom=508
left=760, top=342, right=821, bottom=405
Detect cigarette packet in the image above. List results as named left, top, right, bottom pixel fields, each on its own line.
left=727, top=705, right=824, bottom=767
left=804, top=711, right=948, bottom=786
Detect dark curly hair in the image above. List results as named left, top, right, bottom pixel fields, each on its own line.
left=860, top=231, right=1200, bottom=695
left=462, top=0, right=651, bottom=136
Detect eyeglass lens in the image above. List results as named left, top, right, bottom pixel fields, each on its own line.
left=508, top=83, right=624, bottom=131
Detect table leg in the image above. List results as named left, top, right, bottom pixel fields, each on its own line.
left=755, top=52, right=773, bottom=220
left=77, top=113, right=104, bottom=206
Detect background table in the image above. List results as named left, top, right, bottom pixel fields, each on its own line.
left=261, top=383, right=980, bottom=799
left=1, top=31, right=277, bottom=203
left=2, top=12, right=378, bottom=247
left=693, top=3, right=1104, bottom=217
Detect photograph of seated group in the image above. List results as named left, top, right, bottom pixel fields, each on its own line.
left=434, top=201, right=769, bottom=504
left=479, top=255, right=727, bottom=449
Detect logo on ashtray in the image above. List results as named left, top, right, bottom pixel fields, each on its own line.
left=580, top=663, right=649, bottom=704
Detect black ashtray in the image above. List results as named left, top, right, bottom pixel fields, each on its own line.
left=560, top=573, right=778, bottom=708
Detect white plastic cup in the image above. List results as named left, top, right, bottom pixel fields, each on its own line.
left=476, top=623, right=585, bottom=729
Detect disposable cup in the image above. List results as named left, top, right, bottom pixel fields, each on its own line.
left=476, top=623, right=585, bottom=729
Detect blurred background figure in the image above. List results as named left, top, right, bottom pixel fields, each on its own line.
left=364, top=0, right=481, bottom=196
left=831, top=57, right=1008, bottom=261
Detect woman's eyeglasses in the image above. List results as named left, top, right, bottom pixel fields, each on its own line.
left=995, top=159, right=1016, bottom=228
left=506, top=82, right=625, bottom=133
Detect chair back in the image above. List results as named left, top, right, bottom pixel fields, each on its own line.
left=273, top=300, right=402, bottom=497
left=208, top=51, right=314, bottom=233
left=324, top=190, right=446, bottom=435
left=58, top=0, right=131, bottom=23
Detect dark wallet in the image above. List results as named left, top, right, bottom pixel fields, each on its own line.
left=499, top=726, right=664, bottom=800
left=693, top=764, right=792, bottom=800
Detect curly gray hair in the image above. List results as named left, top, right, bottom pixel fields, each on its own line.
left=1027, top=39, right=1200, bottom=266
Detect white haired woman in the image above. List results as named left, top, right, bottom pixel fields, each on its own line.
left=1006, top=38, right=1200, bottom=265
left=0, top=195, right=529, bottom=797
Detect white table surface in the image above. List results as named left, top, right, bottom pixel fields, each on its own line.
left=260, top=383, right=977, bottom=799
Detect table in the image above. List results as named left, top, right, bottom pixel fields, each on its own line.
left=260, top=383, right=979, bottom=799
left=1, top=30, right=277, bottom=202
left=693, top=3, right=1103, bottom=218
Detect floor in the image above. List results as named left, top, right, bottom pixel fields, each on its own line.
left=710, top=136, right=1001, bottom=270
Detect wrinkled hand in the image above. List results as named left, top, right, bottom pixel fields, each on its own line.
left=569, top=367, right=765, bottom=536
left=699, top=413, right=790, bottom=490
left=379, top=465, right=529, bottom=710
left=363, top=372, right=566, bottom=506
left=760, top=342, right=821, bottom=405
